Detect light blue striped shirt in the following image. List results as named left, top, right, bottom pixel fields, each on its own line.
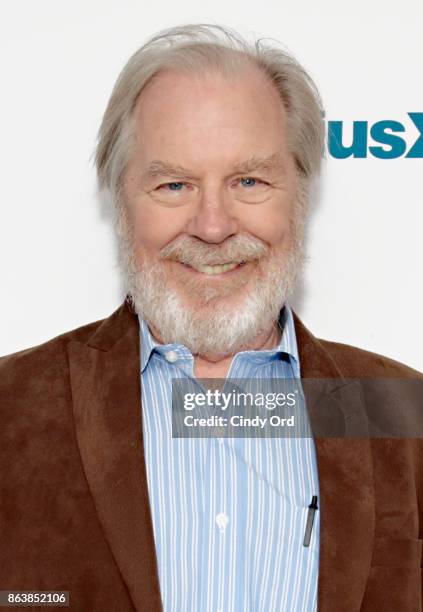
left=139, top=305, right=320, bottom=611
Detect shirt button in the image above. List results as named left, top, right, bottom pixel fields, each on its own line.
left=215, top=512, right=229, bottom=533
left=214, top=427, right=226, bottom=438
left=164, top=350, right=179, bottom=363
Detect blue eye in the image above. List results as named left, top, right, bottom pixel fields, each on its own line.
left=240, top=177, right=257, bottom=187
left=167, top=182, right=184, bottom=190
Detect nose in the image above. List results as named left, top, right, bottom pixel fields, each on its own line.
left=185, top=186, right=238, bottom=243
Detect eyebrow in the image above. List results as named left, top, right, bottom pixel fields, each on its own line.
left=231, top=153, right=286, bottom=175
left=142, top=161, right=194, bottom=182
left=142, top=153, right=286, bottom=182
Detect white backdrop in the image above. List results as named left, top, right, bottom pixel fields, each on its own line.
left=1, top=0, right=422, bottom=371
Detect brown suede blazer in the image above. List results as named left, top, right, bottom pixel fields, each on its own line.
left=0, top=298, right=422, bottom=612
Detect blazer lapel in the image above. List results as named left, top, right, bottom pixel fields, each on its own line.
left=67, top=300, right=163, bottom=612
left=67, top=299, right=375, bottom=612
left=293, top=313, right=375, bottom=612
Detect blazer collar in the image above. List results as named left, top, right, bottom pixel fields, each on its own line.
left=293, top=311, right=375, bottom=609
left=67, top=298, right=163, bottom=611
left=67, top=298, right=374, bottom=612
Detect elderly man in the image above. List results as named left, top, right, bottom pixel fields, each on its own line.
left=0, top=24, right=422, bottom=612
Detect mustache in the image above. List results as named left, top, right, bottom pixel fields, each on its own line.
left=159, top=234, right=269, bottom=266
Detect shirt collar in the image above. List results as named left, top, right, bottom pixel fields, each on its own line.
left=277, top=303, right=301, bottom=374
left=138, top=303, right=300, bottom=375
left=139, top=318, right=161, bottom=373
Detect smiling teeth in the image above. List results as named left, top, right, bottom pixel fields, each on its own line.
left=192, top=262, right=240, bottom=275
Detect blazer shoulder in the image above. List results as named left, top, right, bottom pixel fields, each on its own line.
left=317, top=337, right=422, bottom=379
left=0, top=316, right=106, bottom=389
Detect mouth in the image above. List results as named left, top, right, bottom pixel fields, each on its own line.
left=177, top=260, right=248, bottom=275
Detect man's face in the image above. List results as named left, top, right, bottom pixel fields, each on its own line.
left=120, top=66, right=304, bottom=356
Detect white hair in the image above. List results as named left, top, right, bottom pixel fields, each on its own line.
left=94, top=23, right=325, bottom=203
left=93, top=24, right=322, bottom=355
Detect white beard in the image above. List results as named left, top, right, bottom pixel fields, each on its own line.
left=115, top=189, right=307, bottom=359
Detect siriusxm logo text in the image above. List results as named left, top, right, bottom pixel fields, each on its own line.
left=327, top=113, right=423, bottom=158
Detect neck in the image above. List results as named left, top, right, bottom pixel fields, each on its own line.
left=194, top=321, right=282, bottom=379
left=147, top=319, right=282, bottom=379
